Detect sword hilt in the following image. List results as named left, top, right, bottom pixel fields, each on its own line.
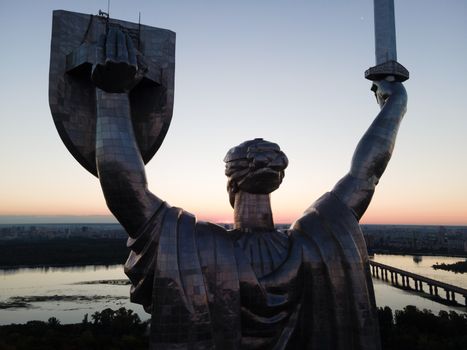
left=365, top=60, right=409, bottom=82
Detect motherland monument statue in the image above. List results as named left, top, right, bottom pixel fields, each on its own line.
left=50, top=2, right=408, bottom=349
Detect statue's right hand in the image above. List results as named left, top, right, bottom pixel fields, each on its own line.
left=372, top=80, right=407, bottom=108
left=91, top=26, right=139, bottom=93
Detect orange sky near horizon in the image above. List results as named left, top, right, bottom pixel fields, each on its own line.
left=1, top=207, right=466, bottom=226
left=1, top=193, right=466, bottom=226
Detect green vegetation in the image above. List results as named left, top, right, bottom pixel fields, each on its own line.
left=0, top=238, right=128, bottom=268
left=433, top=260, right=467, bottom=274
left=379, top=305, right=467, bottom=350
left=0, top=306, right=466, bottom=349
left=0, top=307, right=148, bottom=350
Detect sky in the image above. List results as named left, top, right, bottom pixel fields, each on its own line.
left=0, top=0, right=466, bottom=225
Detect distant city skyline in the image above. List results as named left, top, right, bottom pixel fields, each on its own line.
left=0, top=215, right=118, bottom=225
left=2, top=215, right=467, bottom=227
left=1, top=1, right=466, bottom=225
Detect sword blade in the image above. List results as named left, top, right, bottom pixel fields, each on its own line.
left=374, top=0, right=397, bottom=65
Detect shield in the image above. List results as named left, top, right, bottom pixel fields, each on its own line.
left=49, top=10, right=175, bottom=176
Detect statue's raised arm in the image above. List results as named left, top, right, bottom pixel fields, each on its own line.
left=93, top=27, right=163, bottom=235
left=332, top=80, right=407, bottom=220
left=49, top=11, right=175, bottom=237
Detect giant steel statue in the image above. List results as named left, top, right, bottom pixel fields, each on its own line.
left=50, top=2, right=408, bottom=349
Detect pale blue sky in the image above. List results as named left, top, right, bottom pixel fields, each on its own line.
left=0, top=1, right=466, bottom=224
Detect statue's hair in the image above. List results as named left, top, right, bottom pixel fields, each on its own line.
left=224, top=138, right=288, bottom=207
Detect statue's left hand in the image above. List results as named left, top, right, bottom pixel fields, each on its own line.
left=91, top=26, right=141, bottom=93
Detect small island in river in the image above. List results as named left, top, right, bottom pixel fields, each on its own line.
left=433, top=260, right=467, bottom=274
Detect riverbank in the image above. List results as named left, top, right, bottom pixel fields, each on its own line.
left=370, top=249, right=467, bottom=258
left=0, top=238, right=128, bottom=268
left=2, top=237, right=467, bottom=270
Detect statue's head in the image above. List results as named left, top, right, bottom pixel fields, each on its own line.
left=224, top=138, right=288, bottom=207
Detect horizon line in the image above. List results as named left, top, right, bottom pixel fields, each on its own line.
left=0, top=215, right=466, bottom=227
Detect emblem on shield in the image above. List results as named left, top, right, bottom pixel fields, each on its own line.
left=49, top=10, right=175, bottom=176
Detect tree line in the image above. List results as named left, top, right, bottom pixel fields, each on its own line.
left=0, top=306, right=466, bottom=349
left=0, top=238, right=128, bottom=268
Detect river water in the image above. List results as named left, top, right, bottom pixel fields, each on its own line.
left=371, top=254, right=467, bottom=315
left=0, top=254, right=465, bottom=325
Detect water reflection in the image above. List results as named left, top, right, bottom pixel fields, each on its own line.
left=0, top=264, right=141, bottom=325
left=1, top=256, right=466, bottom=325
left=372, top=254, right=467, bottom=289
left=372, top=279, right=466, bottom=315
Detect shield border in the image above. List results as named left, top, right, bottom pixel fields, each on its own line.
left=49, top=10, right=175, bottom=176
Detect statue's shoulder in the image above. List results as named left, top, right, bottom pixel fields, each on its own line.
left=159, top=207, right=232, bottom=245
left=196, top=220, right=228, bottom=233
left=291, top=192, right=331, bottom=230
left=300, top=191, right=356, bottom=220
left=194, top=221, right=237, bottom=270
left=291, top=192, right=358, bottom=235
left=195, top=220, right=232, bottom=243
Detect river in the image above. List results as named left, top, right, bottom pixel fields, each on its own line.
left=0, top=254, right=465, bottom=325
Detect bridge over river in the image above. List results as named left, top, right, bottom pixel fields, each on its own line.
left=369, top=261, right=467, bottom=307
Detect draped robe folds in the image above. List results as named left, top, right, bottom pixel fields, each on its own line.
left=124, top=192, right=381, bottom=350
